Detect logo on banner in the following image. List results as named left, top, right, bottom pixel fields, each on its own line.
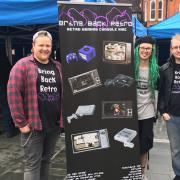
left=59, top=7, right=132, bottom=32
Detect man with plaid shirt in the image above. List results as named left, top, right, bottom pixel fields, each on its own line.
left=7, top=30, right=63, bottom=180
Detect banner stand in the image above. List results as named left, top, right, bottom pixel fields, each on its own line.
left=58, top=2, right=142, bottom=179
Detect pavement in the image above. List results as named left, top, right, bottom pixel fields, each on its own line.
left=0, top=132, right=67, bottom=180
left=0, top=118, right=175, bottom=180
left=147, top=118, right=175, bottom=180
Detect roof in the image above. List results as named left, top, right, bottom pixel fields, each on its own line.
left=148, top=12, right=180, bottom=39
left=0, top=0, right=58, bottom=26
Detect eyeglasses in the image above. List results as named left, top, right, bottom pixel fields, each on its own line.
left=139, top=47, right=152, bottom=52
left=33, top=30, right=52, bottom=42
left=172, top=46, right=180, bottom=50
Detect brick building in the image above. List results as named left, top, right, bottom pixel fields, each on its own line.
left=116, top=0, right=142, bottom=17
left=141, top=0, right=180, bottom=27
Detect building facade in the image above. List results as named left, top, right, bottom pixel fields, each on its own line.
left=116, top=0, right=142, bottom=17
left=142, top=0, right=180, bottom=27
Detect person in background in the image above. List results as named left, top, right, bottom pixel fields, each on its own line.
left=7, top=30, right=63, bottom=180
left=158, top=34, right=180, bottom=180
left=134, top=36, right=159, bottom=180
left=0, top=54, right=17, bottom=138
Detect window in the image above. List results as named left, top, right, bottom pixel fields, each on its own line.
left=158, top=0, right=163, bottom=20
left=144, top=1, right=148, bottom=21
left=150, top=0, right=156, bottom=20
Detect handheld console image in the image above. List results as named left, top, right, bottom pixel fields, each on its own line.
left=114, top=128, right=137, bottom=148
left=71, top=129, right=110, bottom=153
left=67, top=105, right=96, bottom=124
left=102, top=101, right=133, bottom=119
left=68, top=69, right=102, bottom=95
left=103, top=41, right=131, bottom=64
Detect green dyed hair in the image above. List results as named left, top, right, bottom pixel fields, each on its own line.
left=134, top=45, right=159, bottom=99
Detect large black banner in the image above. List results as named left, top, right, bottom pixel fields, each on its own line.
left=58, top=2, right=141, bottom=179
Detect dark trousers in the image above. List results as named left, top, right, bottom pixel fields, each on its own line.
left=21, top=129, right=59, bottom=180
left=166, top=115, right=180, bottom=176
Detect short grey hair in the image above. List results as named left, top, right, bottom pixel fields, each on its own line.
left=171, top=34, right=180, bottom=47
left=33, top=30, right=52, bottom=42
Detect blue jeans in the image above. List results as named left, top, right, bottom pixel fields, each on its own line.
left=166, top=115, right=180, bottom=176
left=21, top=129, right=59, bottom=180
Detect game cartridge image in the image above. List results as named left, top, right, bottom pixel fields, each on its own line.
left=114, top=128, right=137, bottom=148
left=68, top=69, right=102, bottom=95
left=71, top=129, right=110, bottom=154
left=103, top=41, right=131, bottom=64
left=67, top=105, right=96, bottom=124
left=102, top=101, right=133, bottom=119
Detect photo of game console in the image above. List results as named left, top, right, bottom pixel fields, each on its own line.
left=102, top=101, right=133, bottom=119
left=71, top=129, right=110, bottom=153
left=104, top=74, right=134, bottom=88
left=78, top=45, right=96, bottom=63
left=65, top=45, right=96, bottom=64
left=67, top=105, right=96, bottom=124
left=114, top=128, right=137, bottom=148
left=103, top=41, right=131, bottom=64
left=68, top=69, right=102, bottom=95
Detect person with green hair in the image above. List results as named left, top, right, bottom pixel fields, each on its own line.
left=134, top=36, right=159, bottom=180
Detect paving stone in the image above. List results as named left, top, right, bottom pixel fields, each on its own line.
left=0, top=135, right=66, bottom=180
left=0, top=118, right=175, bottom=180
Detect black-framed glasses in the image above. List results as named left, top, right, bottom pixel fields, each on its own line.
left=139, top=47, right=152, bottom=52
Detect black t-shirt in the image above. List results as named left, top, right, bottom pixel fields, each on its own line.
left=169, top=64, right=180, bottom=116
left=36, top=60, right=61, bottom=132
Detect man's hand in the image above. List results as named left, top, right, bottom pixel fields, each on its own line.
left=162, top=113, right=170, bottom=121
left=19, top=124, right=31, bottom=133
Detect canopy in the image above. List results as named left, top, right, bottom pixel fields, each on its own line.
left=0, top=0, right=115, bottom=26
left=0, top=0, right=58, bottom=26
left=148, top=12, right=180, bottom=39
left=0, top=0, right=145, bottom=38
left=132, top=16, right=147, bottom=37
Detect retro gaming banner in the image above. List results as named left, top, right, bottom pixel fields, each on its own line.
left=58, top=2, right=141, bottom=179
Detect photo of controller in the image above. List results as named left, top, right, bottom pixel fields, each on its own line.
left=104, top=74, right=134, bottom=88
left=66, top=53, right=78, bottom=64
